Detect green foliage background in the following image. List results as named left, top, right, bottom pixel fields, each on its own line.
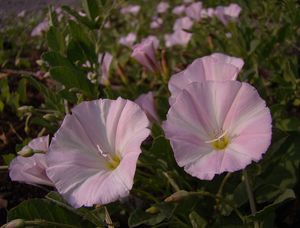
left=0, top=0, right=299, bottom=227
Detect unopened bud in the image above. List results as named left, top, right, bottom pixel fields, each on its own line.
left=146, top=206, right=159, bottom=214
left=18, top=106, right=33, bottom=113
left=4, top=219, right=25, bottom=228
left=164, top=190, right=189, bottom=202
left=43, top=114, right=57, bottom=121
left=17, top=146, right=34, bottom=157
left=160, top=49, right=169, bottom=82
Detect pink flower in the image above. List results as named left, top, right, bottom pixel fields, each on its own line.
left=135, top=92, right=160, bottom=122
left=185, top=2, right=203, bottom=21
left=173, top=17, right=194, bottom=31
left=98, top=52, right=113, bottom=85
left=31, top=20, right=49, bottom=37
left=157, top=2, right=169, bottom=13
left=131, top=37, right=160, bottom=72
left=215, top=3, right=242, bottom=25
left=172, top=5, right=186, bottom=15
left=168, top=53, right=244, bottom=104
left=46, top=98, right=150, bottom=207
left=150, top=17, right=163, bottom=29
left=201, top=8, right=215, bottom=18
left=163, top=81, right=272, bottom=180
left=142, top=35, right=160, bottom=49
left=9, top=135, right=53, bottom=186
left=164, top=30, right=192, bottom=48
left=119, top=33, right=137, bottom=47
left=120, top=5, right=141, bottom=15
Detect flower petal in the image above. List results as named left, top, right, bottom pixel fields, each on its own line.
left=9, top=154, right=53, bottom=186
left=168, top=53, right=241, bottom=104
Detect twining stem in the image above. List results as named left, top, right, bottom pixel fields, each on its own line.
left=243, top=169, right=259, bottom=228
left=217, top=173, right=232, bottom=197
left=163, top=172, right=180, bottom=192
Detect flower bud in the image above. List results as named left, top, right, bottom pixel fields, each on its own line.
left=146, top=206, right=159, bottom=214
left=4, top=219, right=25, bottom=228
left=164, top=190, right=190, bottom=202
left=17, top=146, right=34, bottom=157
left=17, top=106, right=33, bottom=114
left=131, top=37, right=160, bottom=73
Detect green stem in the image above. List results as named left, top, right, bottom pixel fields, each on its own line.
left=243, top=169, right=259, bottom=228
left=217, top=173, right=232, bottom=197
left=0, top=166, right=8, bottom=171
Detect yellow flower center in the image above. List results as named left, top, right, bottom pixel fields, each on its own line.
left=211, top=135, right=229, bottom=150
left=106, top=155, right=121, bottom=170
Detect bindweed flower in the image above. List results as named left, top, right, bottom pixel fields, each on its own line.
left=215, top=3, right=242, bottom=25
left=135, top=92, right=160, bottom=122
left=173, top=16, right=194, bottom=31
left=168, top=53, right=244, bottom=104
left=31, top=20, right=49, bottom=37
left=201, top=8, right=215, bottom=18
left=119, top=33, right=137, bottom=47
left=142, top=35, right=160, bottom=49
left=150, top=16, right=163, bottom=29
left=163, top=81, right=272, bottom=180
left=157, top=2, right=170, bottom=14
left=185, top=2, right=203, bottom=21
left=9, top=135, right=53, bottom=186
left=172, top=5, right=186, bottom=15
left=98, top=52, right=113, bottom=85
left=46, top=98, right=150, bottom=207
left=131, top=37, right=160, bottom=73
left=164, top=30, right=192, bottom=48
left=120, top=5, right=141, bottom=15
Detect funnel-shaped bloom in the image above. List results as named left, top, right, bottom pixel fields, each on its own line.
left=9, top=135, right=53, bottom=186
left=46, top=98, right=150, bottom=207
left=185, top=2, right=203, bottom=21
left=98, top=52, right=113, bottom=85
left=168, top=53, right=244, bottom=104
left=157, top=2, right=170, bottom=13
left=131, top=37, right=160, bottom=72
left=215, top=3, right=242, bottom=25
left=120, top=5, right=141, bottom=15
left=119, top=33, right=137, bottom=47
left=150, top=17, right=163, bottom=29
left=164, top=30, right=192, bottom=48
left=172, top=5, right=186, bottom=15
left=163, top=81, right=272, bottom=180
left=135, top=92, right=160, bottom=122
left=173, top=17, right=194, bottom=31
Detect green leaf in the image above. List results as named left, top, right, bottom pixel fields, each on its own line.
left=68, top=21, right=97, bottom=62
left=62, top=6, right=96, bottom=29
left=27, top=76, right=64, bottom=112
left=46, top=191, right=105, bottom=227
left=248, top=189, right=295, bottom=221
left=42, top=51, right=73, bottom=68
left=128, top=203, right=176, bottom=227
left=82, top=0, right=100, bottom=21
left=47, top=26, right=65, bottom=53
left=2, top=154, right=15, bottom=165
left=189, top=211, right=207, bottom=228
left=49, top=66, right=95, bottom=97
left=8, top=199, right=95, bottom=227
